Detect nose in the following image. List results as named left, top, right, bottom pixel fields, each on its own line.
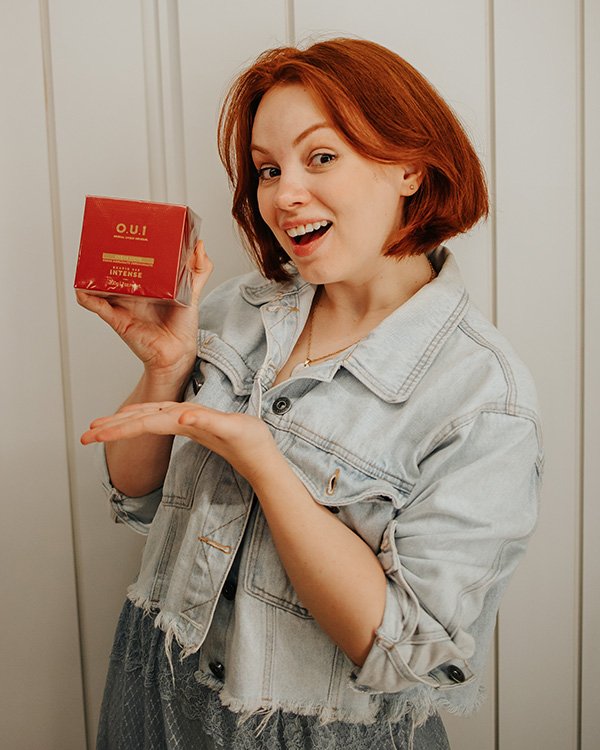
left=273, top=171, right=310, bottom=210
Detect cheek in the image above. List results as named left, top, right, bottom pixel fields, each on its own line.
left=256, top=188, right=271, bottom=224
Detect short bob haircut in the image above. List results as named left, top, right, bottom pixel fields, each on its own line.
left=218, top=38, right=489, bottom=282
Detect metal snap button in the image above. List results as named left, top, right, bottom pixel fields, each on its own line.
left=272, top=397, right=292, bottom=415
left=446, top=664, right=466, bottom=683
left=209, top=660, right=225, bottom=680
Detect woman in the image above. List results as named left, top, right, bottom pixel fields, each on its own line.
left=78, top=38, right=542, bottom=750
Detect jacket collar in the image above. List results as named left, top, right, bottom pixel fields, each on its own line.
left=240, top=265, right=311, bottom=305
left=345, top=247, right=469, bottom=402
left=240, top=247, right=470, bottom=404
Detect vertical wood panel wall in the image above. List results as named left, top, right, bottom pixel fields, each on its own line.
left=0, top=2, right=86, bottom=748
left=494, top=2, right=581, bottom=749
left=1, top=1, right=595, bottom=747
left=582, top=1, right=599, bottom=749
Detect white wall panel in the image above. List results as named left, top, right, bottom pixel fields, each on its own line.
left=494, top=2, right=580, bottom=749
left=295, top=5, right=496, bottom=748
left=0, top=2, right=86, bottom=748
left=48, top=1, right=153, bottom=744
left=582, top=1, right=600, bottom=747
left=178, top=0, right=292, bottom=292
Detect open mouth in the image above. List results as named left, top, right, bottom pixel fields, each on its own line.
left=288, top=221, right=332, bottom=246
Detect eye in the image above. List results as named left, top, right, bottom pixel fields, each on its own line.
left=257, top=165, right=280, bottom=181
left=309, top=152, right=337, bottom=167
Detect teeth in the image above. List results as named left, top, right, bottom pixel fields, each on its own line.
left=286, top=220, right=330, bottom=238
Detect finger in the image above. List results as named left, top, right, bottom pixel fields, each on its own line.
left=177, top=405, right=228, bottom=438
left=190, top=240, right=214, bottom=306
left=81, top=408, right=183, bottom=445
left=76, top=290, right=106, bottom=315
left=75, top=290, right=123, bottom=330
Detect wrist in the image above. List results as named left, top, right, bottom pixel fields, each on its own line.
left=141, top=359, right=195, bottom=397
left=246, top=443, right=302, bottom=497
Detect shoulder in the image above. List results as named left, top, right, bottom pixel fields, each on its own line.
left=458, top=304, right=539, bottom=416
left=448, top=304, right=539, bottom=419
left=403, top=248, right=543, bottom=457
left=416, top=297, right=543, bottom=469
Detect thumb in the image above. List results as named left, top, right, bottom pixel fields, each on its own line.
left=189, top=240, right=213, bottom=306
left=75, top=289, right=123, bottom=331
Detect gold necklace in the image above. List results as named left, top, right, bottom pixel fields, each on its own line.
left=301, top=287, right=362, bottom=367
left=300, top=259, right=436, bottom=369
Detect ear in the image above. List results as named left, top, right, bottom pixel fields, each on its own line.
left=397, top=165, right=423, bottom=197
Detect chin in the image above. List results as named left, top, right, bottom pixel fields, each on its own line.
left=293, top=264, right=337, bottom=286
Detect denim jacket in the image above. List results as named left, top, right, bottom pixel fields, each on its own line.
left=102, top=246, right=543, bottom=726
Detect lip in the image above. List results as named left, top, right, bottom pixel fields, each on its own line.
left=286, top=224, right=331, bottom=259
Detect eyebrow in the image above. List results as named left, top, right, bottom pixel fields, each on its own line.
left=251, top=122, right=331, bottom=154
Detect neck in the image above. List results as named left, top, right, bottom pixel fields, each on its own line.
left=318, top=254, right=434, bottom=322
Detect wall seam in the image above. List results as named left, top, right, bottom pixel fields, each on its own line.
left=141, top=0, right=168, bottom=200
left=38, top=0, right=89, bottom=746
left=487, top=2, right=499, bottom=748
left=161, top=0, right=187, bottom=202
left=487, top=0, right=498, bottom=329
left=576, top=0, right=585, bottom=748
left=286, top=0, right=296, bottom=46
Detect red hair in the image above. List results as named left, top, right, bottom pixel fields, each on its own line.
left=218, top=38, right=488, bottom=281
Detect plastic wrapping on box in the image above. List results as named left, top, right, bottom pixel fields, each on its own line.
left=74, top=196, right=201, bottom=306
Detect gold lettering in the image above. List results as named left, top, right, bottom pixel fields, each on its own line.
left=113, top=223, right=148, bottom=239
left=102, top=252, right=154, bottom=267
left=108, top=267, right=142, bottom=279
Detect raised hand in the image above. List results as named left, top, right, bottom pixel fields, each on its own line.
left=81, top=401, right=277, bottom=485
left=76, top=240, right=213, bottom=382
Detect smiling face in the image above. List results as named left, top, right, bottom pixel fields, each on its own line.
left=250, top=84, right=418, bottom=287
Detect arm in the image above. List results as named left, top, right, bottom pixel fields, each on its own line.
left=102, top=368, right=192, bottom=497
left=249, top=446, right=387, bottom=666
left=352, top=410, right=542, bottom=692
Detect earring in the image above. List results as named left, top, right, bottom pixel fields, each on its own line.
left=409, top=184, right=416, bottom=190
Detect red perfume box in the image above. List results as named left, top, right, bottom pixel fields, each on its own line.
left=74, top=196, right=201, bottom=305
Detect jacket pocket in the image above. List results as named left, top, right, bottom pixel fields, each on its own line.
left=283, top=438, right=412, bottom=512
left=242, top=453, right=411, bottom=618
left=243, top=508, right=313, bottom=619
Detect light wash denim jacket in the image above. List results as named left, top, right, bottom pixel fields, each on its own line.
left=102, top=246, right=543, bottom=726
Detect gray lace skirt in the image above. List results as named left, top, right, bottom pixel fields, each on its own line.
left=96, top=599, right=450, bottom=750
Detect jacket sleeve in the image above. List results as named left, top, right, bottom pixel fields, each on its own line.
left=351, top=409, right=542, bottom=694
left=96, top=443, right=163, bottom=535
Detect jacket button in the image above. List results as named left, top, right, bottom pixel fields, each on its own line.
left=272, top=397, right=291, bottom=415
left=447, top=664, right=466, bottom=683
left=209, top=661, right=225, bottom=680
left=222, top=580, right=237, bottom=600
